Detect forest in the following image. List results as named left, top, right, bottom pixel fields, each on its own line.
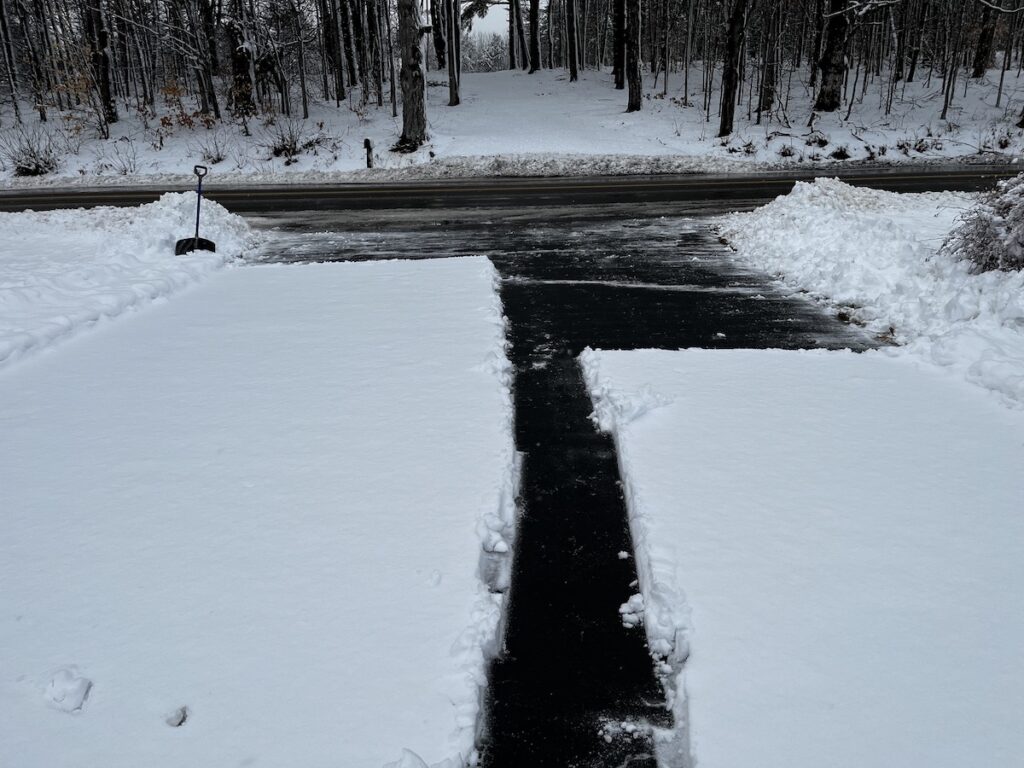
left=0, top=0, right=1021, bottom=158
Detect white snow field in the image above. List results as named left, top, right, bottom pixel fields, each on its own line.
left=0, top=257, right=515, bottom=768
left=583, top=347, right=1024, bottom=768
left=3, top=67, right=1024, bottom=187
left=720, top=179, right=1024, bottom=407
left=0, top=193, right=257, bottom=368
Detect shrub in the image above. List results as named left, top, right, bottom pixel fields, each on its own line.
left=943, top=172, right=1024, bottom=272
left=0, top=126, right=60, bottom=176
left=260, top=118, right=328, bottom=165
left=806, top=131, right=829, bottom=148
left=193, top=130, right=227, bottom=164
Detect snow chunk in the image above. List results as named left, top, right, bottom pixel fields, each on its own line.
left=618, top=593, right=645, bottom=628
left=44, top=668, right=92, bottom=713
left=582, top=347, right=673, bottom=430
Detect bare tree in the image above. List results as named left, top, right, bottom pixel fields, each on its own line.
left=814, top=0, right=851, bottom=111
left=625, top=0, right=640, bottom=109
left=394, top=0, right=427, bottom=150
left=719, top=0, right=751, bottom=135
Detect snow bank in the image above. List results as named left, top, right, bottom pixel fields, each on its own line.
left=0, top=257, right=515, bottom=768
left=719, top=178, right=1024, bottom=406
left=0, top=192, right=256, bottom=368
left=3, top=69, right=1022, bottom=186
left=583, top=347, right=1024, bottom=768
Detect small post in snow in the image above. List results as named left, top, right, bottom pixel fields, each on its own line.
left=364, top=139, right=374, bottom=169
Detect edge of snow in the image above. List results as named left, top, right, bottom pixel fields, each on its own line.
left=580, top=346, right=694, bottom=767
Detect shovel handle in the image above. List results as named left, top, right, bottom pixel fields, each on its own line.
left=194, top=165, right=208, bottom=179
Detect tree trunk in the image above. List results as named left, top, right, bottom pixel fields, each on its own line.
left=613, top=0, right=624, bottom=88
left=199, top=0, right=219, bottom=71
left=226, top=0, right=255, bottom=118
left=718, top=0, right=746, bottom=136
left=972, top=5, right=996, bottom=78
left=385, top=0, right=397, bottom=116
left=85, top=0, right=118, bottom=125
left=321, top=0, right=346, bottom=102
left=546, top=0, right=554, bottom=68
left=395, top=0, right=426, bottom=151
left=0, top=0, right=21, bottom=123
left=446, top=0, right=459, bottom=105
left=809, top=0, right=823, bottom=88
left=625, top=0, right=640, bottom=110
left=365, top=0, right=383, bottom=106
left=907, top=0, right=929, bottom=83
left=338, top=0, right=359, bottom=87
left=14, top=0, right=46, bottom=120
left=814, top=0, right=850, bottom=112
left=566, top=0, right=578, bottom=81
left=430, top=0, right=446, bottom=69
left=514, top=0, right=528, bottom=70
left=293, top=0, right=309, bottom=118
left=528, top=0, right=540, bottom=72
left=757, top=6, right=777, bottom=117
left=508, top=2, right=516, bottom=68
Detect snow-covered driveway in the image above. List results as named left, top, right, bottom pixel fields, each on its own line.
left=0, top=258, right=515, bottom=768
left=584, top=348, right=1024, bottom=768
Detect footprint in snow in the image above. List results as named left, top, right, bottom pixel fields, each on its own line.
left=44, top=667, right=92, bottom=713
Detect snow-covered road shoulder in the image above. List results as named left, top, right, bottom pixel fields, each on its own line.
left=0, top=193, right=257, bottom=369
left=718, top=178, right=1024, bottom=406
left=582, top=347, right=1024, bottom=768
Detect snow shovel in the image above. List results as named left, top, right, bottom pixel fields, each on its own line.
left=175, top=165, right=216, bottom=256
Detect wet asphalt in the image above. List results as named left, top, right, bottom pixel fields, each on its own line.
left=0, top=163, right=1013, bottom=212
left=252, top=209, right=872, bottom=767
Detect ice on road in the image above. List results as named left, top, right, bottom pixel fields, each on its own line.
left=0, top=257, right=515, bottom=768
left=584, top=347, right=1024, bottom=768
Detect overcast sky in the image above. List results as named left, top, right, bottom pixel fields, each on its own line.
left=467, top=4, right=512, bottom=36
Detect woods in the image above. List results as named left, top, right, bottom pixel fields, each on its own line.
left=0, top=0, right=1023, bottom=152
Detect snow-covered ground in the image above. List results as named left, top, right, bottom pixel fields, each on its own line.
left=583, top=347, right=1024, bottom=768
left=720, top=178, right=1024, bottom=407
left=2, top=68, right=1023, bottom=187
left=0, top=257, right=515, bottom=767
left=0, top=194, right=257, bottom=368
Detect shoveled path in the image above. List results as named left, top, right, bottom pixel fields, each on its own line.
left=254, top=212, right=872, bottom=766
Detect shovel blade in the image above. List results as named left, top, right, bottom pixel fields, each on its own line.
left=175, top=237, right=217, bottom=256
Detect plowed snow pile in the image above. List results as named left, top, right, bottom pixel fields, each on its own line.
left=720, top=178, right=1024, bottom=406
left=0, top=193, right=256, bottom=367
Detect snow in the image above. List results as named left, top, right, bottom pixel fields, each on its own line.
left=719, top=178, right=1024, bottom=407
left=0, top=193, right=257, bottom=368
left=0, top=257, right=515, bottom=768
left=582, top=347, right=1024, bottom=768
left=3, top=68, right=1023, bottom=187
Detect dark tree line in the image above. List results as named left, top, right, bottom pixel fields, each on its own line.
left=0, top=0, right=1022, bottom=151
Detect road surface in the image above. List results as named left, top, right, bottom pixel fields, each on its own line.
left=0, top=163, right=1015, bottom=213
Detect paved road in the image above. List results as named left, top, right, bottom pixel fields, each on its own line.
left=0, top=163, right=1016, bottom=213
